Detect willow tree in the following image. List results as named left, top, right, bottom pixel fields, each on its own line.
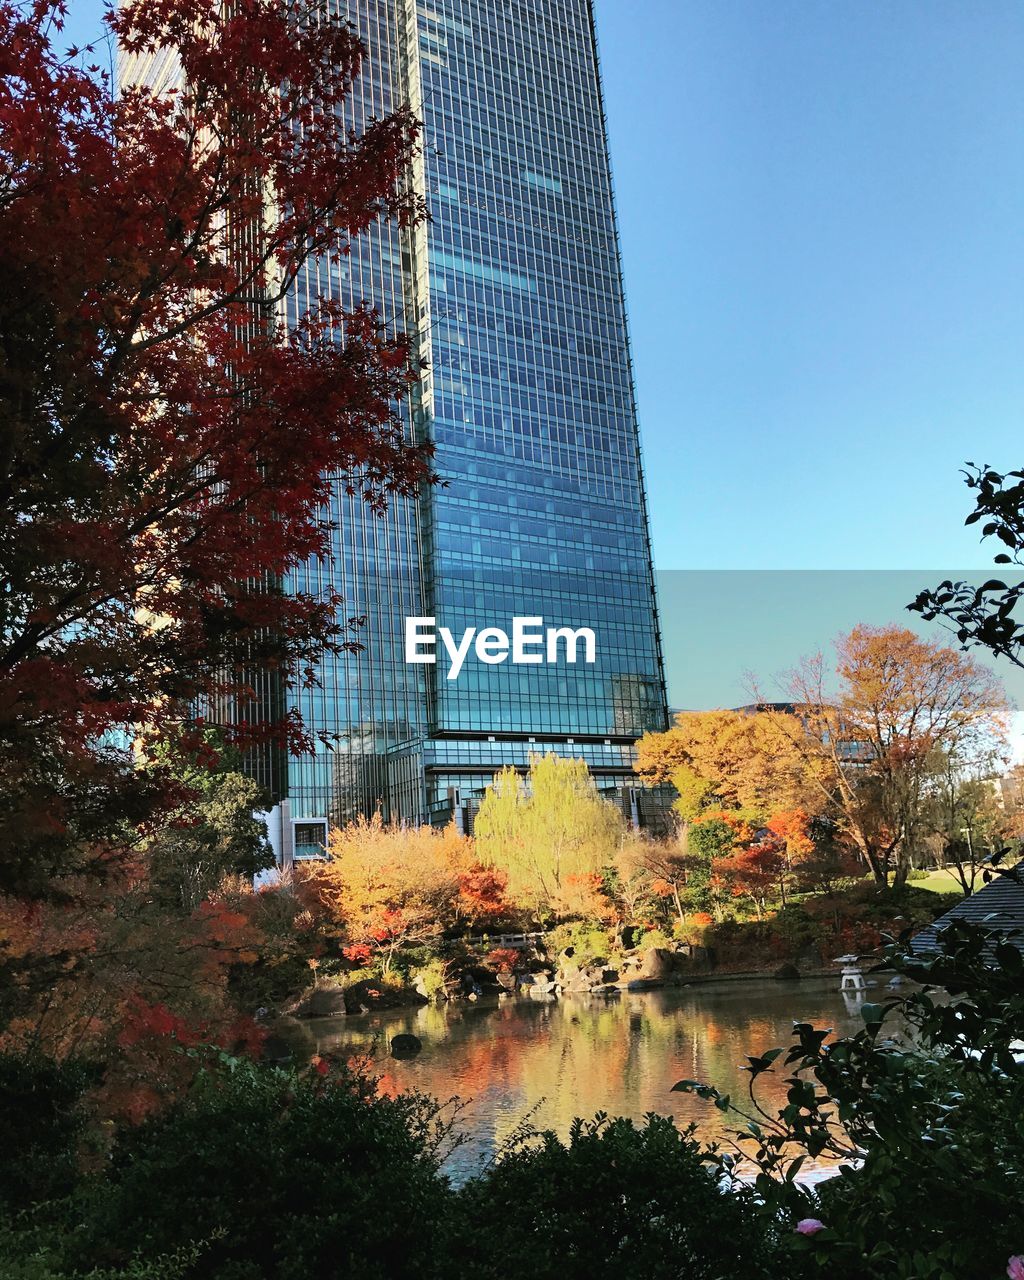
left=474, top=754, right=625, bottom=919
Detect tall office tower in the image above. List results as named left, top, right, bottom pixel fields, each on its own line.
left=122, top=0, right=668, bottom=862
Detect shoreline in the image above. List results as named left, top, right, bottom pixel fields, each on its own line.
left=302, top=966, right=859, bottom=1022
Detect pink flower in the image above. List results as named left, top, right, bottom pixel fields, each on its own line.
left=795, top=1219, right=826, bottom=1237
left=1007, top=1257, right=1024, bottom=1280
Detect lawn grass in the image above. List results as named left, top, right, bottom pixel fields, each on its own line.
left=914, top=867, right=977, bottom=895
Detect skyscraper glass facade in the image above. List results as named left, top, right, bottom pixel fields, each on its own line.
left=123, top=0, right=668, bottom=853
left=403, top=0, right=669, bottom=827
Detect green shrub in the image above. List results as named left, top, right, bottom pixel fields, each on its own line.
left=811, top=1055, right=1024, bottom=1279
left=0, top=1219, right=207, bottom=1280
left=448, top=1114, right=780, bottom=1280
left=0, top=1054, right=92, bottom=1212
left=918, top=889, right=963, bottom=918
left=636, top=927, right=673, bottom=951
left=546, top=921, right=614, bottom=963
left=413, top=957, right=451, bottom=999
left=767, top=903, right=820, bottom=955
left=677, top=918, right=1024, bottom=1279
left=64, top=1056, right=452, bottom=1280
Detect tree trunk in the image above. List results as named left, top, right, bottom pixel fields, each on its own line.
left=852, top=832, right=888, bottom=887
left=672, top=883, right=685, bottom=927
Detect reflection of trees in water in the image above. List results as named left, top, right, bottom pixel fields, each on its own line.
left=310, top=982, right=859, bottom=1175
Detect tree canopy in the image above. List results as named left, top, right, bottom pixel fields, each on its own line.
left=911, top=464, right=1024, bottom=665
left=636, top=626, right=1010, bottom=889
left=0, top=0, right=430, bottom=894
left=635, top=708, right=816, bottom=817
left=475, top=754, right=626, bottom=918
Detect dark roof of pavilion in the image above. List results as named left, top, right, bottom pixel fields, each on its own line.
left=912, top=873, right=1024, bottom=956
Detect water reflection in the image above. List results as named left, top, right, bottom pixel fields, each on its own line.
left=309, top=977, right=864, bottom=1183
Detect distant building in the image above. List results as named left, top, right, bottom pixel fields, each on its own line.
left=996, top=765, right=1024, bottom=813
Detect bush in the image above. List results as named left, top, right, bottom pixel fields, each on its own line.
left=766, top=903, right=820, bottom=956
left=0, top=1054, right=92, bottom=1212
left=2, top=1058, right=796, bottom=1280
left=811, top=1055, right=1024, bottom=1279
left=414, top=957, right=451, bottom=999
left=64, top=1056, right=452, bottom=1280
left=546, top=921, right=614, bottom=963
left=0, top=1220, right=207, bottom=1280
left=636, top=926, right=673, bottom=952
left=447, top=1114, right=780, bottom=1280
left=677, top=918, right=1024, bottom=1279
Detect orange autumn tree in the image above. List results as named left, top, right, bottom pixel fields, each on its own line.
left=316, top=816, right=476, bottom=973
left=454, top=863, right=516, bottom=930
left=685, top=809, right=807, bottom=920
left=635, top=709, right=817, bottom=817
left=773, top=625, right=1010, bottom=887
left=765, top=808, right=815, bottom=862
left=712, top=839, right=785, bottom=921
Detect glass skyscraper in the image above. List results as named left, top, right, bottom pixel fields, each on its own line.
left=123, top=0, right=668, bottom=861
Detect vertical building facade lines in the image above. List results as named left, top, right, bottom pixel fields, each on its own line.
left=119, top=0, right=669, bottom=853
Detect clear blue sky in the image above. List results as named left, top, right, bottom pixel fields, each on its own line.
left=65, top=1, right=1024, bottom=571
left=595, top=0, right=1024, bottom=570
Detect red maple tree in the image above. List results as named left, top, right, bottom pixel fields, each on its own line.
left=712, top=842, right=785, bottom=920
left=0, top=0, right=431, bottom=893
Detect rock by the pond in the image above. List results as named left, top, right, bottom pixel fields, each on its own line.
left=561, top=968, right=593, bottom=994
left=773, top=962, right=801, bottom=981
left=390, top=1034, right=422, bottom=1059
left=556, top=959, right=581, bottom=985
left=618, top=977, right=661, bottom=992
left=298, top=986, right=349, bottom=1017
left=556, top=960, right=622, bottom=994
left=638, top=947, right=675, bottom=981
left=260, top=1017, right=317, bottom=1064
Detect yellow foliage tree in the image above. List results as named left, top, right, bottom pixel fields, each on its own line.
left=635, top=708, right=816, bottom=818
left=474, top=754, right=625, bottom=919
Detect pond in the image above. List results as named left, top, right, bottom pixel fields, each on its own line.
left=307, top=976, right=872, bottom=1184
